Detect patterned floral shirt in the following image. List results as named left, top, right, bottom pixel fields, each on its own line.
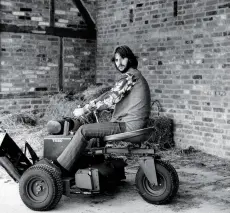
left=84, top=73, right=137, bottom=113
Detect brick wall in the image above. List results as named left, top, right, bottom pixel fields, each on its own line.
left=0, top=0, right=50, bottom=26
left=0, top=0, right=96, bottom=113
left=1, top=33, right=60, bottom=93
left=96, top=0, right=230, bottom=159
left=0, top=95, right=51, bottom=113
left=0, top=0, right=89, bottom=29
left=63, top=38, right=96, bottom=91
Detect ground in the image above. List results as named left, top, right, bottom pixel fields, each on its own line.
left=1, top=143, right=230, bottom=213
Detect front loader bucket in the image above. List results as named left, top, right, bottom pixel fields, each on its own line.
left=0, top=133, right=32, bottom=182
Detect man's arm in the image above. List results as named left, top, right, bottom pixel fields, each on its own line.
left=83, top=73, right=137, bottom=113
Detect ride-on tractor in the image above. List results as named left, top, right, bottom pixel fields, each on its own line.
left=0, top=112, right=179, bottom=211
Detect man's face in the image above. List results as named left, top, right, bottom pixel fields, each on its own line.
left=114, top=53, right=129, bottom=73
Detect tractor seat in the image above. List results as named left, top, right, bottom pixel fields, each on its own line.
left=103, top=127, right=155, bottom=144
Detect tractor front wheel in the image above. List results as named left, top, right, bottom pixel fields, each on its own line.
left=19, top=164, right=62, bottom=211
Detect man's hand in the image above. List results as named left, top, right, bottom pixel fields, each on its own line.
left=73, top=108, right=85, bottom=118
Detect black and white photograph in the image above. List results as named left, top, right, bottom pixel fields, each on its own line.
left=0, top=0, right=230, bottom=212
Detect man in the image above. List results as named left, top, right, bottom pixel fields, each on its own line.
left=49, top=45, right=151, bottom=175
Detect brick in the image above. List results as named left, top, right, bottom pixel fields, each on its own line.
left=12, top=11, right=25, bottom=16
left=202, top=118, right=213, bottom=122
left=47, top=63, right=58, bottom=67
left=31, top=17, right=43, bottom=21
left=213, top=108, right=225, bottom=113
left=2, top=83, right=13, bottom=87
left=31, top=30, right=46, bottom=34
left=193, top=75, right=202, bottom=79
left=206, top=11, right=218, bottom=16
left=213, top=128, right=224, bottom=134
left=64, top=63, right=75, bottom=67
left=58, top=19, right=69, bottom=23
left=70, top=8, right=79, bottom=12
left=55, top=22, right=67, bottom=27
left=38, top=22, right=49, bottom=26
left=31, top=100, right=42, bottom=104
left=21, top=105, right=31, bottom=109
left=55, top=10, right=66, bottom=15
left=0, top=1, right=13, bottom=6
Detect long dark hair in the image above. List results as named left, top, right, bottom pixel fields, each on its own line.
left=111, top=45, right=138, bottom=69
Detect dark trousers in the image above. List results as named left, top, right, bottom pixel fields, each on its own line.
left=57, top=122, right=126, bottom=171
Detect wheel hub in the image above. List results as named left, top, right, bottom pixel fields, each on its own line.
left=27, top=178, right=49, bottom=202
left=143, top=174, right=166, bottom=196
left=35, top=183, right=43, bottom=193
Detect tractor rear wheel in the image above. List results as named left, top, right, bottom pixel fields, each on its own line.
left=135, top=160, right=179, bottom=204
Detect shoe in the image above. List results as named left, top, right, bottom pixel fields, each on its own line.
left=36, top=158, right=62, bottom=175
left=36, top=158, right=72, bottom=177
left=52, top=160, right=72, bottom=177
